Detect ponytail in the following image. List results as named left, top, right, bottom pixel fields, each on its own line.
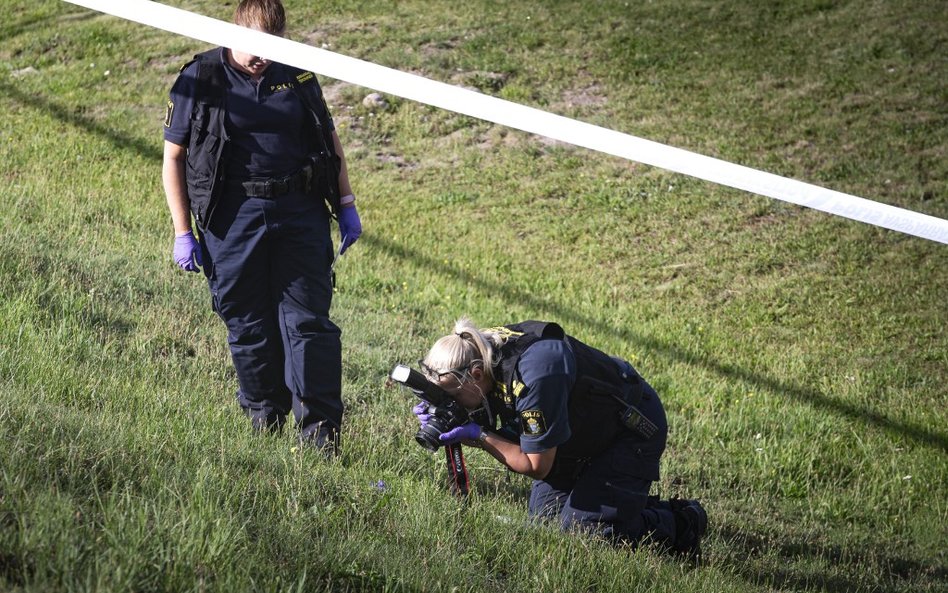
left=423, top=317, right=503, bottom=382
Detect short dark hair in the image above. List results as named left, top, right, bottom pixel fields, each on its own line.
left=234, top=0, right=286, bottom=35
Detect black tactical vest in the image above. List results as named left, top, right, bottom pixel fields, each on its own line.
left=182, top=49, right=341, bottom=228
left=487, top=321, right=644, bottom=459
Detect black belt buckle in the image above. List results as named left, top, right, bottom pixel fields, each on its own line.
left=621, top=404, right=658, bottom=440
left=243, top=165, right=310, bottom=198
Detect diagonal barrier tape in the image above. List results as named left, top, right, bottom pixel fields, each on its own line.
left=62, top=0, right=948, bottom=245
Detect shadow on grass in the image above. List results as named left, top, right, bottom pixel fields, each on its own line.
left=6, top=83, right=944, bottom=455
left=1, top=9, right=98, bottom=45
left=1, top=86, right=160, bottom=164
left=715, top=523, right=946, bottom=593
left=363, top=234, right=948, bottom=455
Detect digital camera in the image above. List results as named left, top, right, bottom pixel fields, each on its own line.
left=390, top=364, right=471, bottom=451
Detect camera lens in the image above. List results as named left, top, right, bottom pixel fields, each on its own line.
left=415, top=422, right=444, bottom=451
left=413, top=404, right=470, bottom=451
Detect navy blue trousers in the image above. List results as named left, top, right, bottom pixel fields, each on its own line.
left=528, top=384, right=677, bottom=547
left=200, top=188, right=343, bottom=438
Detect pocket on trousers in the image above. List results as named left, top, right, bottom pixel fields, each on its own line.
left=203, top=260, right=224, bottom=319
left=611, top=437, right=664, bottom=482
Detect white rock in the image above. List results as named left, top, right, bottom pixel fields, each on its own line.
left=12, top=67, right=39, bottom=78
left=362, top=92, right=388, bottom=110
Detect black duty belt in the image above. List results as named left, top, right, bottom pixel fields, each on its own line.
left=237, top=164, right=312, bottom=198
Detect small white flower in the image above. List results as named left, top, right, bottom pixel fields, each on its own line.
left=902, top=475, right=912, bottom=481
left=754, top=433, right=762, bottom=440
left=494, top=514, right=513, bottom=524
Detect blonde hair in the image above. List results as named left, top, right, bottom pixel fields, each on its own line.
left=423, top=318, right=504, bottom=383
left=234, top=0, right=286, bottom=35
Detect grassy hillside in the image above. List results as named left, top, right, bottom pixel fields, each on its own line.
left=1, top=1, right=945, bottom=591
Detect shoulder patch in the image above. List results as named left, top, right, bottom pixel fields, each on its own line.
left=164, top=100, right=174, bottom=127
left=484, top=326, right=524, bottom=344
left=520, top=410, right=548, bottom=436
left=296, top=71, right=315, bottom=84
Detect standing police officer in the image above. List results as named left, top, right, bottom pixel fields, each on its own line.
left=414, top=318, right=707, bottom=557
left=161, top=0, right=360, bottom=452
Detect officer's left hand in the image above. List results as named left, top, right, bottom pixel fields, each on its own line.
left=173, top=230, right=203, bottom=273
left=338, top=204, right=362, bottom=255
left=438, top=422, right=482, bottom=445
left=412, top=402, right=432, bottom=427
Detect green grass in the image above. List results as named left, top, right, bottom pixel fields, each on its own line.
left=1, top=0, right=946, bottom=591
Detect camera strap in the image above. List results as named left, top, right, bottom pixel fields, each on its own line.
left=444, top=443, right=470, bottom=496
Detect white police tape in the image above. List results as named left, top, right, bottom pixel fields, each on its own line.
left=63, top=0, right=948, bottom=245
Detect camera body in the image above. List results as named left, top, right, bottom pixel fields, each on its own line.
left=390, top=364, right=472, bottom=451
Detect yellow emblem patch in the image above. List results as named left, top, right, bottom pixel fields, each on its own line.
left=163, top=100, right=174, bottom=127
left=495, top=381, right=513, bottom=405
left=296, top=71, right=315, bottom=84
left=485, top=326, right=524, bottom=344
left=520, top=410, right=547, bottom=436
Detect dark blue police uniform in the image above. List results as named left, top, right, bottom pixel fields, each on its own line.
left=486, top=322, right=688, bottom=549
left=165, top=48, right=342, bottom=443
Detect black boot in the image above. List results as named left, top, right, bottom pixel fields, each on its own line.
left=670, top=499, right=707, bottom=563
left=299, top=420, right=340, bottom=458
left=248, top=410, right=286, bottom=434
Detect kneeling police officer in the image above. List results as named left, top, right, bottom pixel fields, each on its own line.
left=412, top=318, right=707, bottom=556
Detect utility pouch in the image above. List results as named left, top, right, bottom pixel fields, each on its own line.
left=560, top=375, right=625, bottom=458
left=621, top=404, right=659, bottom=440
left=306, top=151, right=340, bottom=211
left=546, top=455, right=592, bottom=483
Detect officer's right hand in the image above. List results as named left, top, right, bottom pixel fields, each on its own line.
left=173, top=230, right=203, bottom=272
left=338, top=203, right=362, bottom=255
left=412, top=402, right=431, bottom=428
left=438, top=422, right=483, bottom=445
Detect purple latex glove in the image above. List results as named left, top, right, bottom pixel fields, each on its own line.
left=338, top=205, right=362, bottom=255
left=438, top=422, right=483, bottom=445
left=173, top=230, right=203, bottom=272
left=412, top=402, right=432, bottom=427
